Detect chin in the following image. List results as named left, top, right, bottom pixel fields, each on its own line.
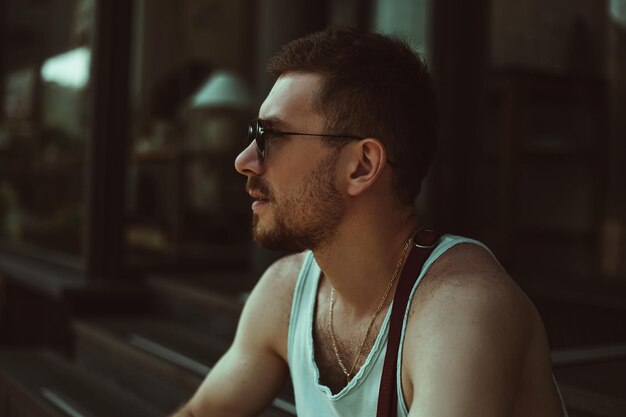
left=252, top=227, right=310, bottom=254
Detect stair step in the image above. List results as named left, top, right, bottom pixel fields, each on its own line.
left=554, top=358, right=626, bottom=404
left=0, top=349, right=161, bottom=417
left=148, top=269, right=258, bottom=295
left=552, top=343, right=626, bottom=367
left=559, top=384, right=626, bottom=417
left=148, top=276, right=244, bottom=339
left=73, top=318, right=295, bottom=415
left=73, top=318, right=226, bottom=411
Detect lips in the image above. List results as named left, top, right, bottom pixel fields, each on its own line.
left=246, top=177, right=271, bottom=208
left=248, top=191, right=269, bottom=202
left=247, top=190, right=270, bottom=212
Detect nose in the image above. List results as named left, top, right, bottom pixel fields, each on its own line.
left=235, top=140, right=264, bottom=177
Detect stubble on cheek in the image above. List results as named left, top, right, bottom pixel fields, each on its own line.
left=250, top=152, right=346, bottom=253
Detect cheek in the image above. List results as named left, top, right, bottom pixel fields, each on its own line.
left=266, top=171, right=300, bottom=201
left=271, top=180, right=307, bottom=219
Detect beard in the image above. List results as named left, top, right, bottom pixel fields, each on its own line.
left=247, top=152, right=346, bottom=253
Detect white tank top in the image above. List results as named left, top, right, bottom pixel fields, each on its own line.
left=286, top=234, right=569, bottom=417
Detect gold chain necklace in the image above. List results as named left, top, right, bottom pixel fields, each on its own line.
left=328, top=234, right=413, bottom=383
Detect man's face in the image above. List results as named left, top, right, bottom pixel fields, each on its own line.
left=234, top=72, right=346, bottom=253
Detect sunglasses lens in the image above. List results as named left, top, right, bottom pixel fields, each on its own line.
left=247, top=119, right=265, bottom=160
left=247, top=122, right=256, bottom=144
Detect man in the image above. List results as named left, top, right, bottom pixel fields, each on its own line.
left=173, top=28, right=567, bottom=417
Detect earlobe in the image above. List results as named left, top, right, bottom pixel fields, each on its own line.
left=346, top=139, right=386, bottom=197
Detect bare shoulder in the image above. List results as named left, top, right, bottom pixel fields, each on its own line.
left=413, top=242, right=529, bottom=314
left=402, top=243, right=539, bottom=411
left=184, top=253, right=308, bottom=416
left=255, top=251, right=307, bottom=301
left=238, top=252, right=307, bottom=359
left=408, top=242, right=534, bottom=352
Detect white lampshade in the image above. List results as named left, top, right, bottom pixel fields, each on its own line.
left=190, top=70, right=253, bottom=110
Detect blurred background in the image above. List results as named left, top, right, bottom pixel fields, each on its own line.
left=0, top=0, right=624, bottom=416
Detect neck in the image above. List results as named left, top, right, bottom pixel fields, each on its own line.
left=313, top=208, right=418, bottom=316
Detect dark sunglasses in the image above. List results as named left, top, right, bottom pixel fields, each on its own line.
left=247, top=118, right=364, bottom=161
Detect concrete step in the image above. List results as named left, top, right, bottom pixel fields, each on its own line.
left=73, top=317, right=295, bottom=416
left=147, top=275, right=244, bottom=340
left=0, top=349, right=162, bottom=417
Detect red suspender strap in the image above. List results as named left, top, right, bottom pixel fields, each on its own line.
left=376, top=229, right=441, bottom=417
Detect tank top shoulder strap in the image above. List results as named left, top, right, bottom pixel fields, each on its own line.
left=288, top=251, right=319, bottom=366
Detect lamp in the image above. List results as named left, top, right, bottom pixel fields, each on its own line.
left=184, top=70, right=253, bottom=213
left=185, top=70, right=253, bottom=153
left=190, top=70, right=253, bottom=110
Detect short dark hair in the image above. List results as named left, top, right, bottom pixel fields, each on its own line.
left=267, top=27, right=438, bottom=207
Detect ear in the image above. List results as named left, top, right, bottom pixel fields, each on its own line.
left=344, top=139, right=388, bottom=197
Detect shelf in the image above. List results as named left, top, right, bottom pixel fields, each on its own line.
left=131, top=147, right=179, bottom=162
left=132, top=147, right=237, bottom=163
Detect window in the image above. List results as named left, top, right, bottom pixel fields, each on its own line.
left=0, top=0, right=94, bottom=263
left=125, top=0, right=254, bottom=270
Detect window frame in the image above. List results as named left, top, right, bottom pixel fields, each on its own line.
left=0, top=0, right=133, bottom=290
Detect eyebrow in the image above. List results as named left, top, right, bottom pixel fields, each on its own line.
left=262, top=116, right=295, bottom=131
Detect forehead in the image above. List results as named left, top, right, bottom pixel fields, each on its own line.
left=259, top=72, right=324, bottom=128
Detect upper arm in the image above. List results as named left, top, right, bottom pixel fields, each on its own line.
left=404, top=244, right=532, bottom=417
left=184, top=253, right=304, bottom=417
